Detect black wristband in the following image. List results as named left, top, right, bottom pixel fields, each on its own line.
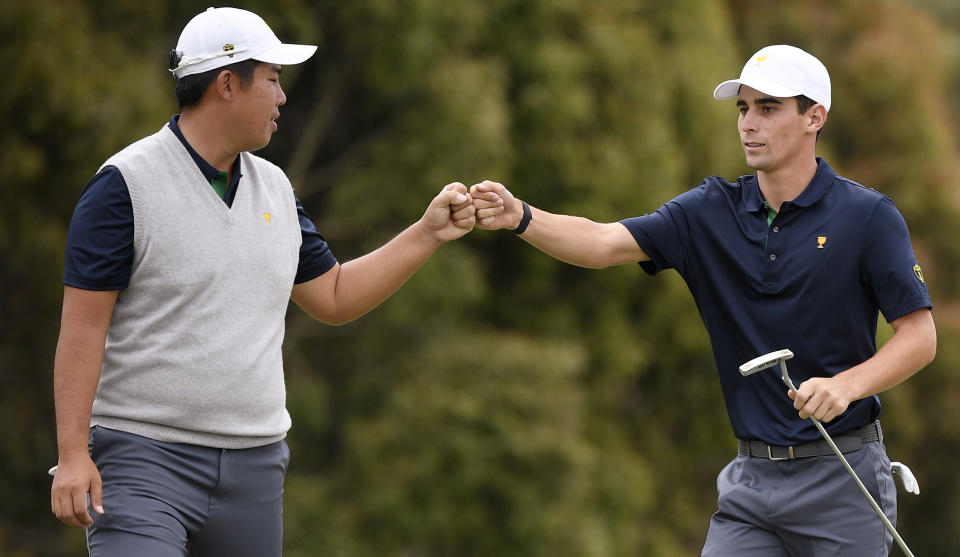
left=512, top=201, right=532, bottom=234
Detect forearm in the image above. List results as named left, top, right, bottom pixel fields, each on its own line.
left=841, top=309, right=936, bottom=400
left=519, top=206, right=643, bottom=269
left=470, top=181, right=647, bottom=268
left=54, top=326, right=107, bottom=457
left=337, top=221, right=439, bottom=316
left=54, top=287, right=116, bottom=458
left=295, top=220, right=442, bottom=325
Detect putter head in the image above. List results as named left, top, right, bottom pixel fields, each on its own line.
left=739, top=349, right=794, bottom=377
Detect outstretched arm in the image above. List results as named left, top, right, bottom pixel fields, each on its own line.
left=470, top=180, right=649, bottom=269
left=292, top=182, right=476, bottom=325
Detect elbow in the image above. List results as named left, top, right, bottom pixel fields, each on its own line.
left=583, top=223, right=640, bottom=269
left=308, top=303, right=366, bottom=326
left=306, top=308, right=354, bottom=327
left=322, top=314, right=357, bottom=327
left=923, top=327, right=937, bottom=367
left=576, top=257, right=611, bottom=270
left=912, top=312, right=937, bottom=369
left=294, top=299, right=349, bottom=326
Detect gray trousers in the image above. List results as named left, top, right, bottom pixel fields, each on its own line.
left=701, top=440, right=897, bottom=556
left=85, top=426, right=290, bottom=557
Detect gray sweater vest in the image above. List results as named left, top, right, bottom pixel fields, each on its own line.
left=91, top=125, right=302, bottom=448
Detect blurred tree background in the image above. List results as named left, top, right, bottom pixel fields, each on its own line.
left=1, top=0, right=958, bottom=555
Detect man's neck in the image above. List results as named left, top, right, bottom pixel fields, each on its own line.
left=757, top=156, right=819, bottom=212
left=177, top=109, right=239, bottom=173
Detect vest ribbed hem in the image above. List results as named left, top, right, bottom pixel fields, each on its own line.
left=91, top=417, right=287, bottom=449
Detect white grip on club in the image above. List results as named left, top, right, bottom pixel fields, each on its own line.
left=891, top=461, right=920, bottom=495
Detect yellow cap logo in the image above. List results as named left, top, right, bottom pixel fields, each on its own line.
left=817, top=236, right=827, bottom=249
left=223, top=43, right=235, bottom=58
left=913, top=264, right=925, bottom=283
left=263, top=212, right=271, bottom=223
left=756, top=55, right=768, bottom=65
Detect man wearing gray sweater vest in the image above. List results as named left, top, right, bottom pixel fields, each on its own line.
left=50, top=8, right=489, bottom=556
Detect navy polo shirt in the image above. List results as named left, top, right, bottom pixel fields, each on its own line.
left=621, top=158, right=931, bottom=444
left=64, top=115, right=337, bottom=290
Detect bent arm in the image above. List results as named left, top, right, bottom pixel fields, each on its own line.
left=291, top=221, right=441, bottom=325
left=471, top=180, right=648, bottom=269
left=792, top=308, right=936, bottom=422
left=841, top=308, right=936, bottom=399
left=292, top=183, right=475, bottom=325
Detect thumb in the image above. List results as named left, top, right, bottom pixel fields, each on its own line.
left=90, top=476, right=104, bottom=515
left=445, top=189, right=468, bottom=206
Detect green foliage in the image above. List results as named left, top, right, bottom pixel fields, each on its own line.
left=4, top=0, right=960, bottom=555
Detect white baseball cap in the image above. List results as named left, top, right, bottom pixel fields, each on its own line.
left=170, top=7, right=317, bottom=79
left=713, top=45, right=831, bottom=112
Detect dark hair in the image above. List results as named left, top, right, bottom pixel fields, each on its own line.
left=795, top=95, right=817, bottom=115
left=172, top=58, right=261, bottom=110
left=795, top=95, right=824, bottom=139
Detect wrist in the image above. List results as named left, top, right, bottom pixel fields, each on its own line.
left=56, top=421, right=94, bottom=459
left=512, top=201, right=532, bottom=234
left=413, top=218, right=446, bottom=249
left=57, top=444, right=91, bottom=462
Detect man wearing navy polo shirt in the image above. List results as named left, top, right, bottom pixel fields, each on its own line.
left=470, top=45, right=936, bottom=555
left=50, top=7, right=480, bottom=556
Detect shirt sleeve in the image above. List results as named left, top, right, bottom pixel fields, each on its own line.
left=861, top=196, right=932, bottom=322
left=63, top=166, right=134, bottom=290
left=294, top=195, right=338, bottom=284
left=620, top=188, right=700, bottom=277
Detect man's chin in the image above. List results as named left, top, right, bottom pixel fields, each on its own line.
left=248, top=136, right=273, bottom=153
left=743, top=155, right=766, bottom=171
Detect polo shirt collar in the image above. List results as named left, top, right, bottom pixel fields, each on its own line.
left=743, top=157, right=836, bottom=212
left=167, top=115, right=242, bottom=189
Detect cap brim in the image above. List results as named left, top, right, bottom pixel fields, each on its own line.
left=253, top=43, right=317, bottom=66
left=713, top=77, right=801, bottom=101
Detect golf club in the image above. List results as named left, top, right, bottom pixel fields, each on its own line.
left=739, top=349, right=914, bottom=557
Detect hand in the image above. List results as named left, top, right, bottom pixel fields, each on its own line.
left=419, top=182, right=476, bottom=244
left=470, top=180, right=519, bottom=230
left=788, top=376, right=856, bottom=422
left=51, top=452, right=104, bottom=528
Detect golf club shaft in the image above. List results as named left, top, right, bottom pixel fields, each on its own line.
left=781, top=363, right=914, bottom=557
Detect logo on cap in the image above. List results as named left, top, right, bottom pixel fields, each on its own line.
left=756, top=55, right=767, bottom=65
left=223, top=44, right=235, bottom=57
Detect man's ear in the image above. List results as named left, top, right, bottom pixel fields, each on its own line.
left=808, top=104, right=827, bottom=134
left=213, top=69, right=234, bottom=100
